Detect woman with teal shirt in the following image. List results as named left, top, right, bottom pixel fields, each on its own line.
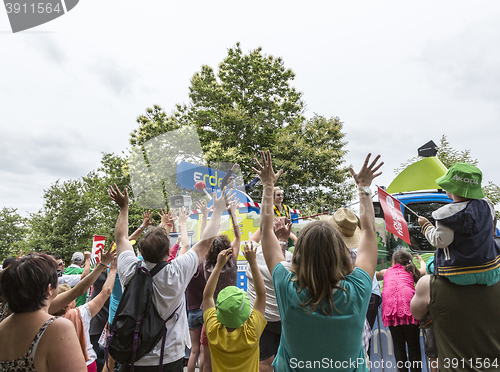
left=254, top=151, right=382, bottom=371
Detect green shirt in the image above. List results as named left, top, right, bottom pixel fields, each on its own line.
left=64, top=266, right=87, bottom=307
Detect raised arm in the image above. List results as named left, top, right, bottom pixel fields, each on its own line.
left=87, top=258, right=117, bottom=318
left=109, top=184, right=134, bottom=257
left=177, top=207, right=191, bottom=257
left=191, top=189, right=234, bottom=264
left=349, top=154, right=383, bottom=279
left=159, top=208, right=175, bottom=235
left=196, top=200, right=209, bottom=238
left=252, top=150, right=285, bottom=274
left=81, top=251, right=91, bottom=279
left=228, top=197, right=241, bottom=258
left=244, top=241, right=266, bottom=315
left=129, top=210, right=154, bottom=241
left=203, top=248, right=232, bottom=312
left=220, top=163, right=238, bottom=190
left=50, top=245, right=116, bottom=314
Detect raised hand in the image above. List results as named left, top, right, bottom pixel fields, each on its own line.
left=110, top=256, right=118, bottom=271
left=274, top=217, right=292, bottom=242
left=214, top=187, right=231, bottom=211
left=231, top=163, right=239, bottom=172
left=349, top=153, right=383, bottom=188
left=84, top=251, right=91, bottom=261
left=226, top=197, right=240, bottom=215
left=243, top=241, right=257, bottom=264
left=109, top=184, right=129, bottom=208
left=100, top=243, right=117, bottom=266
left=177, top=206, right=191, bottom=225
left=142, top=210, right=154, bottom=227
left=216, top=247, right=233, bottom=267
left=196, top=200, right=209, bottom=216
left=253, top=150, right=282, bottom=186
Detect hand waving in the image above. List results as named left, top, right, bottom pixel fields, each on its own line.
left=253, top=150, right=283, bottom=186
left=109, top=184, right=129, bottom=208
left=349, top=153, right=383, bottom=188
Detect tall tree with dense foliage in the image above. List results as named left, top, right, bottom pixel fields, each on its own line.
left=130, top=43, right=353, bottom=213
left=0, top=207, right=27, bottom=261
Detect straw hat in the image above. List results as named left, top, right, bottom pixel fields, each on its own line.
left=320, top=208, right=361, bottom=249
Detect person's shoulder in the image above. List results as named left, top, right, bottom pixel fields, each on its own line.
left=347, top=267, right=372, bottom=284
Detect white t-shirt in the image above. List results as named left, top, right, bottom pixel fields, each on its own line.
left=245, top=243, right=293, bottom=322
left=117, top=250, right=198, bottom=366
left=58, top=274, right=81, bottom=287
left=78, top=304, right=97, bottom=365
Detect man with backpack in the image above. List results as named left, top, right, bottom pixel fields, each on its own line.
left=109, top=184, right=232, bottom=372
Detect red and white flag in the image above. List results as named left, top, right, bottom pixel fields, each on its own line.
left=91, top=235, right=106, bottom=265
left=377, top=187, right=411, bottom=245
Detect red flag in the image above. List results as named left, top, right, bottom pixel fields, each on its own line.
left=377, top=187, right=411, bottom=245
left=92, top=235, right=106, bottom=264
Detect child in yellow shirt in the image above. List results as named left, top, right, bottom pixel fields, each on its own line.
left=203, top=241, right=267, bottom=372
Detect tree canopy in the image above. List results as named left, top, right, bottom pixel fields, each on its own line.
left=130, top=43, right=353, bottom=214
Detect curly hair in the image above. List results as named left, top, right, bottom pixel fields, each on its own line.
left=291, top=221, right=353, bottom=316
left=392, top=249, right=421, bottom=283
left=205, top=235, right=232, bottom=267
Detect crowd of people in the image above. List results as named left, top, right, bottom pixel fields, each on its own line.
left=0, top=152, right=499, bottom=372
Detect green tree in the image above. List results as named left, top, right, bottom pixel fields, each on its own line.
left=130, top=43, right=352, bottom=213
left=24, top=152, right=147, bottom=261
left=0, top=207, right=27, bottom=261
left=395, top=135, right=500, bottom=218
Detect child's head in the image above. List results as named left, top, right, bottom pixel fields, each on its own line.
left=392, top=248, right=421, bottom=283
left=436, top=163, right=484, bottom=200
left=206, top=235, right=231, bottom=266
left=216, top=286, right=251, bottom=329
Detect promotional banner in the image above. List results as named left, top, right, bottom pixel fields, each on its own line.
left=377, top=187, right=411, bottom=245
left=91, top=235, right=106, bottom=265
left=177, top=161, right=229, bottom=192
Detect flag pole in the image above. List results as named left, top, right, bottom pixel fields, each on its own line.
left=400, top=201, right=419, bottom=218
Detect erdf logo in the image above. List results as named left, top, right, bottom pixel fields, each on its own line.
left=4, top=0, right=79, bottom=33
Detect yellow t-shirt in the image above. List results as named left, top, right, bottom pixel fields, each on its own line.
left=204, top=307, right=267, bottom=372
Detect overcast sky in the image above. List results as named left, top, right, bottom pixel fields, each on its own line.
left=1, top=0, right=500, bottom=216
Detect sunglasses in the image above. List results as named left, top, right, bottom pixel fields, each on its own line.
left=58, top=262, right=65, bottom=266
left=275, top=193, right=284, bottom=197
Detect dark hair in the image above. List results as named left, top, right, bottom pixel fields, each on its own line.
left=138, top=226, right=170, bottom=263
left=392, top=249, right=421, bottom=283
left=0, top=253, right=58, bottom=313
left=291, top=221, right=353, bottom=315
left=2, top=257, right=16, bottom=270
left=205, top=235, right=231, bottom=267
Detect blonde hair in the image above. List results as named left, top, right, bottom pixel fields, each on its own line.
left=51, top=284, right=72, bottom=316
left=273, top=187, right=282, bottom=197
left=291, top=220, right=353, bottom=315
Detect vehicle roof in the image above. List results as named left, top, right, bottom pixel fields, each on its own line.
left=391, top=191, right=452, bottom=204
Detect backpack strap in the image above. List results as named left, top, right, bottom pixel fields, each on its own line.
left=150, top=261, right=168, bottom=277
left=158, top=303, right=182, bottom=372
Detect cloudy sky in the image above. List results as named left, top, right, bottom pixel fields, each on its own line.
left=1, top=0, right=500, bottom=216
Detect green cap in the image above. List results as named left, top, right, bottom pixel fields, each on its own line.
left=216, top=286, right=251, bottom=329
left=435, top=163, right=484, bottom=199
